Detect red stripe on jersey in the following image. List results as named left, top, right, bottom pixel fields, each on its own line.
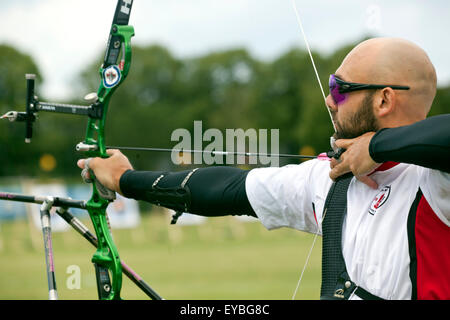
left=415, top=196, right=450, bottom=299
left=312, top=203, right=318, bottom=226
left=368, top=161, right=399, bottom=176
left=375, top=161, right=399, bottom=172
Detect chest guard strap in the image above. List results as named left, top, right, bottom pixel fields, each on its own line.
left=320, top=173, right=383, bottom=300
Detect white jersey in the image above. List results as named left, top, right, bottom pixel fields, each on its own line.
left=245, top=159, right=450, bottom=300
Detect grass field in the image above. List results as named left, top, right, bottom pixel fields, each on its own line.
left=0, top=209, right=322, bottom=300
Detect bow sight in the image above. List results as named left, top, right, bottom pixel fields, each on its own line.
left=1, top=74, right=104, bottom=143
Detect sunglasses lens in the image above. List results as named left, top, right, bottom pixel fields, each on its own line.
left=329, top=74, right=347, bottom=105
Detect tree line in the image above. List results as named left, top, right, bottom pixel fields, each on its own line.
left=0, top=41, right=449, bottom=179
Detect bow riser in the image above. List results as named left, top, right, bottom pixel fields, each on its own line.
left=83, top=24, right=135, bottom=158
left=82, top=13, right=135, bottom=301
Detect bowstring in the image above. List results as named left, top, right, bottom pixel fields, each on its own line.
left=291, top=209, right=326, bottom=299
left=290, top=0, right=334, bottom=299
left=290, top=0, right=337, bottom=133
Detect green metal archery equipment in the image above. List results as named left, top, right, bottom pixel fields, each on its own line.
left=76, top=0, right=135, bottom=300
left=0, top=0, right=147, bottom=300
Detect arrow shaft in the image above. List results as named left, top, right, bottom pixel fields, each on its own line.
left=106, top=146, right=318, bottom=159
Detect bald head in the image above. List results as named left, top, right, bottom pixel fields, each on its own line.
left=338, top=37, right=437, bottom=121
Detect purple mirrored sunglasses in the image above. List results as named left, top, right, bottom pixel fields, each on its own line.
left=329, top=74, right=410, bottom=105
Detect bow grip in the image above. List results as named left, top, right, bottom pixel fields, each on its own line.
left=81, top=158, right=116, bottom=201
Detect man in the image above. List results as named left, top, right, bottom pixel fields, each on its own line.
left=78, top=38, right=450, bottom=300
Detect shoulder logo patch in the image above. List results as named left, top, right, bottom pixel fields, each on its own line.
left=369, top=185, right=391, bottom=215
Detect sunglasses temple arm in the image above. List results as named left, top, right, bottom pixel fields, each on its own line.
left=340, top=83, right=410, bottom=93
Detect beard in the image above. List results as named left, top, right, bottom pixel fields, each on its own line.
left=333, top=91, right=380, bottom=140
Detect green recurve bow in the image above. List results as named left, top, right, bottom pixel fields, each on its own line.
left=1, top=0, right=136, bottom=300
left=76, top=0, right=135, bottom=300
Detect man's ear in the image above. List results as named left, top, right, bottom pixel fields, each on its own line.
left=374, top=87, right=396, bottom=118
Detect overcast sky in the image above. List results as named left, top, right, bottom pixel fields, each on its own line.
left=1, top=0, right=449, bottom=100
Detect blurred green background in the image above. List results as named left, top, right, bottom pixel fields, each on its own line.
left=0, top=209, right=321, bottom=300
left=1, top=42, right=449, bottom=178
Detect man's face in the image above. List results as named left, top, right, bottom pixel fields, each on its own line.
left=328, top=90, right=380, bottom=140
left=327, top=45, right=383, bottom=140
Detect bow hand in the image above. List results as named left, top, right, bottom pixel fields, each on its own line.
left=77, top=149, right=132, bottom=196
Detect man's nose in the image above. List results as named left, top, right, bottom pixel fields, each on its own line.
left=326, top=94, right=337, bottom=112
